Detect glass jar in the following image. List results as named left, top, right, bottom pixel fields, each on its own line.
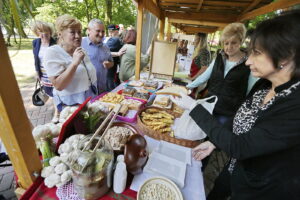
left=70, top=135, right=114, bottom=200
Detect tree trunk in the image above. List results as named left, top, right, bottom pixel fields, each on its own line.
left=105, top=0, right=112, bottom=25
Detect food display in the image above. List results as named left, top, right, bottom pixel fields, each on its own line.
left=144, top=80, right=158, bottom=90
left=139, top=183, right=175, bottom=200
left=121, top=99, right=143, bottom=110
left=133, top=92, right=150, bottom=100
left=104, top=126, right=134, bottom=150
left=153, top=95, right=171, bottom=108
left=172, top=103, right=184, bottom=115
left=140, top=108, right=174, bottom=135
left=156, top=86, right=188, bottom=96
left=100, top=93, right=124, bottom=104
left=138, top=177, right=183, bottom=200
left=128, top=80, right=144, bottom=87
left=70, top=136, right=114, bottom=200
left=123, top=87, right=137, bottom=96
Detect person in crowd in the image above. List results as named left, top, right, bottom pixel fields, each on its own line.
left=186, top=23, right=250, bottom=123
left=82, top=19, right=114, bottom=94
left=189, top=33, right=211, bottom=81
left=118, top=24, right=126, bottom=43
left=44, top=15, right=97, bottom=111
left=173, top=10, right=300, bottom=200
left=106, top=24, right=126, bottom=90
left=32, top=21, right=59, bottom=122
left=119, top=29, right=150, bottom=82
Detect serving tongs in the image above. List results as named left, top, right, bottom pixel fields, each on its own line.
left=79, top=104, right=122, bottom=173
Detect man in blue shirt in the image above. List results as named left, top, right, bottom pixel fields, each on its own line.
left=82, top=19, right=114, bottom=94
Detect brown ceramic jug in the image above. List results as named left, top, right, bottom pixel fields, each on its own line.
left=124, top=134, right=148, bottom=175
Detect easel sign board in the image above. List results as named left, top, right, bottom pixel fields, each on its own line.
left=150, top=41, right=177, bottom=80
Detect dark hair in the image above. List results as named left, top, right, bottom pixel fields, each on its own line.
left=196, top=32, right=207, bottom=38
left=250, top=9, right=300, bottom=78
left=123, top=30, right=136, bottom=45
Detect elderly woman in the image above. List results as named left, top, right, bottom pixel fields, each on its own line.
left=174, top=10, right=300, bottom=200
left=187, top=23, right=250, bottom=123
left=32, top=21, right=59, bottom=122
left=119, top=29, right=150, bottom=82
left=44, top=15, right=97, bottom=111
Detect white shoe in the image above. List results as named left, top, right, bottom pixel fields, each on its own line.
left=51, top=116, right=59, bottom=124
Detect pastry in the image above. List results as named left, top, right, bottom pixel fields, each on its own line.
left=156, top=86, right=188, bottom=96
left=133, top=92, right=150, bottom=100
left=123, top=87, right=137, bottom=96
left=140, top=108, right=175, bottom=135
left=121, top=99, right=142, bottom=110
left=100, top=93, right=124, bottom=103
left=128, top=80, right=144, bottom=87
left=119, top=104, right=129, bottom=116
left=153, top=95, right=170, bottom=107
left=144, top=80, right=158, bottom=90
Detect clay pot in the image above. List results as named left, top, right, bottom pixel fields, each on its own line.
left=124, top=134, right=148, bottom=175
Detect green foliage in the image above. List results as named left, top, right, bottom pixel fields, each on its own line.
left=34, top=0, right=136, bottom=33
left=246, top=12, right=277, bottom=29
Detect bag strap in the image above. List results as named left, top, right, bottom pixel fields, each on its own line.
left=196, top=95, right=218, bottom=106
left=82, top=60, right=93, bottom=86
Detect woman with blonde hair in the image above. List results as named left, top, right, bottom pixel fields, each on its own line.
left=187, top=23, right=250, bottom=123
left=32, top=21, right=59, bottom=122
left=44, top=15, right=97, bottom=112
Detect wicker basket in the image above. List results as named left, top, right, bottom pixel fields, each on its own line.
left=137, top=107, right=201, bottom=148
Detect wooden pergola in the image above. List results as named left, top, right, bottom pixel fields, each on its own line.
left=133, top=0, right=300, bottom=79
left=0, top=0, right=299, bottom=197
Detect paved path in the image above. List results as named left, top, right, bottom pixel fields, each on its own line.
left=0, top=82, right=54, bottom=199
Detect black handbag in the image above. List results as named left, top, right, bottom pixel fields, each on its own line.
left=32, top=79, right=49, bottom=106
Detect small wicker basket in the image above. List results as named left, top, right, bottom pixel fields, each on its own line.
left=137, top=107, right=201, bottom=148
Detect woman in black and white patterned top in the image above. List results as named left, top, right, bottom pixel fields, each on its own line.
left=172, top=10, right=300, bottom=200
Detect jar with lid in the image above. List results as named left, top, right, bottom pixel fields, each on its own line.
left=70, top=134, right=114, bottom=200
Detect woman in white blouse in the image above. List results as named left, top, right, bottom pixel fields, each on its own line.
left=44, top=15, right=97, bottom=111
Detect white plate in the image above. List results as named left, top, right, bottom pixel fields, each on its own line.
left=137, top=176, right=183, bottom=200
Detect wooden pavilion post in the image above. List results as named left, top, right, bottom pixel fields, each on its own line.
left=0, top=30, right=42, bottom=189
left=159, top=15, right=165, bottom=40
left=135, top=0, right=144, bottom=80
left=166, top=19, right=172, bottom=41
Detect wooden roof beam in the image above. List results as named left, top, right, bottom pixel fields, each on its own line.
left=166, top=11, right=237, bottom=23
left=134, top=0, right=162, bottom=19
left=238, top=0, right=300, bottom=21
left=169, top=18, right=228, bottom=28
left=197, top=0, right=204, bottom=11
left=242, top=0, right=263, bottom=14
left=182, top=26, right=218, bottom=33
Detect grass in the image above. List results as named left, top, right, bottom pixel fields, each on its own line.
left=5, top=38, right=34, bottom=51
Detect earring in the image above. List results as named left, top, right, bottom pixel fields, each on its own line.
left=279, top=65, right=284, bottom=69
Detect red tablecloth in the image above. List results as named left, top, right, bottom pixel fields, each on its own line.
left=20, top=176, right=137, bottom=200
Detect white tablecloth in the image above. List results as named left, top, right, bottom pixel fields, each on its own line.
left=130, top=136, right=206, bottom=200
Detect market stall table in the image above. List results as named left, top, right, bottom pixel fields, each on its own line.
left=21, top=80, right=206, bottom=200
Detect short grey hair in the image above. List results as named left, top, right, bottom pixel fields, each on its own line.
left=88, top=19, right=104, bottom=29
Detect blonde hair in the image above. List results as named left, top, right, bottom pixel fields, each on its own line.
left=192, top=33, right=208, bottom=59
left=220, top=22, right=246, bottom=44
left=32, top=21, right=53, bottom=36
left=55, top=15, right=82, bottom=44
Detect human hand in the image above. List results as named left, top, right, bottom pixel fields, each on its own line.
left=118, top=47, right=126, bottom=56
left=170, top=92, right=196, bottom=110
left=103, top=60, right=112, bottom=69
left=72, top=47, right=85, bottom=66
left=192, top=141, right=216, bottom=161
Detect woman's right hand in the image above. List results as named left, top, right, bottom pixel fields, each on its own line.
left=192, top=141, right=216, bottom=161
left=72, top=47, right=85, bottom=66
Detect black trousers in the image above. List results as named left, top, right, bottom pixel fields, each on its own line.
left=207, top=164, right=231, bottom=200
